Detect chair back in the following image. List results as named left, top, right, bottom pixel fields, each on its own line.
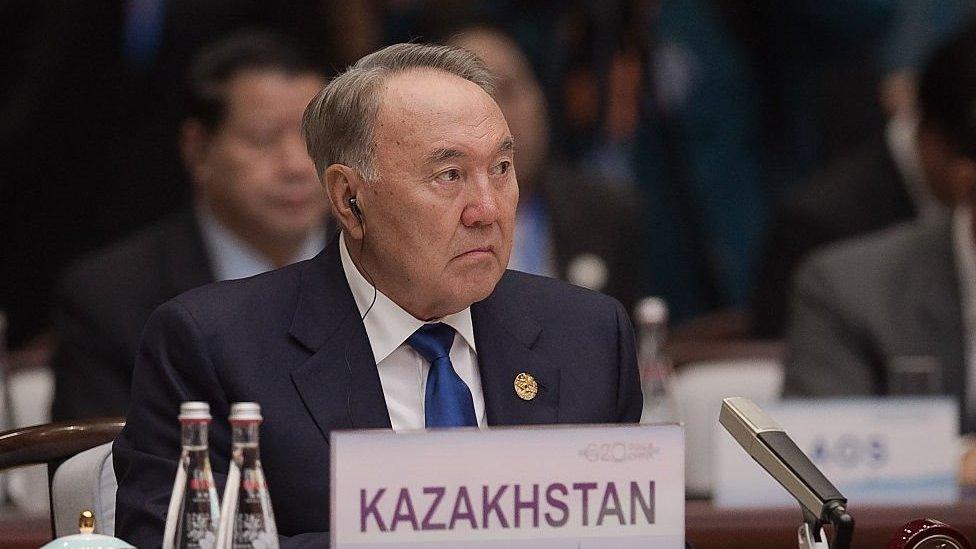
left=0, top=417, right=125, bottom=538
left=52, top=441, right=117, bottom=537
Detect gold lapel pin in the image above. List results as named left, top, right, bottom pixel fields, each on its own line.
left=514, top=372, right=538, bottom=401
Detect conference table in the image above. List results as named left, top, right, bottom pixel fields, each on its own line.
left=685, top=499, right=976, bottom=548
left=2, top=500, right=973, bottom=548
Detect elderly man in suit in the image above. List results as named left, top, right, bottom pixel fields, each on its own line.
left=113, top=42, right=642, bottom=547
left=785, top=23, right=976, bottom=432
left=49, top=32, right=330, bottom=421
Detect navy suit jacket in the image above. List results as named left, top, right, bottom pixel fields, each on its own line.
left=113, top=237, right=642, bottom=547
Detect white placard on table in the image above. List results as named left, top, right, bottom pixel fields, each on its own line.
left=713, top=397, right=959, bottom=508
left=331, top=423, right=684, bottom=548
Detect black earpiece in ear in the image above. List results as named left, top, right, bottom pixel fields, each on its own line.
left=348, top=196, right=364, bottom=224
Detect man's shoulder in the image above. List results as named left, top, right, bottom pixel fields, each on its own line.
left=782, top=141, right=912, bottom=235
left=170, top=258, right=309, bottom=323
left=809, top=219, right=946, bottom=270
left=492, top=269, right=626, bottom=317
left=544, top=164, right=641, bottom=218
left=59, top=212, right=199, bottom=297
left=796, top=218, right=951, bottom=299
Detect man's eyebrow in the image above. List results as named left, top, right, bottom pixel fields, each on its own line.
left=424, top=137, right=515, bottom=164
left=498, top=137, right=515, bottom=153
left=425, top=148, right=465, bottom=164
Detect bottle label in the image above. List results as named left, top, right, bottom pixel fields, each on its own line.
left=180, top=458, right=218, bottom=549
left=180, top=512, right=216, bottom=549
left=231, top=468, right=277, bottom=547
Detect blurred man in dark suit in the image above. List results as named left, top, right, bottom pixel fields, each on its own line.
left=752, top=67, right=946, bottom=338
left=449, top=27, right=644, bottom=315
left=50, top=32, right=330, bottom=421
left=785, top=24, right=976, bottom=432
left=0, top=0, right=368, bottom=349
left=114, top=42, right=641, bottom=547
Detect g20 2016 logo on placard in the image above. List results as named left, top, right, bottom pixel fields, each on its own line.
left=578, top=441, right=661, bottom=463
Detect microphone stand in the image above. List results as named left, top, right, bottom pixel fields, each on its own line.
left=798, top=508, right=829, bottom=549
left=720, top=397, right=854, bottom=549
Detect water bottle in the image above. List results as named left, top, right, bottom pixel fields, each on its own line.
left=216, top=402, right=278, bottom=549
left=635, top=297, right=677, bottom=423
left=163, top=402, right=220, bottom=549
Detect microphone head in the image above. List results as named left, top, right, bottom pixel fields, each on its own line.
left=719, top=397, right=847, bottom=522
left=719, top=396, right=784, bottom=448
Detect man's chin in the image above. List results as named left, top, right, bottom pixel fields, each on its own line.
left=458, top=271, right=503, bottom=305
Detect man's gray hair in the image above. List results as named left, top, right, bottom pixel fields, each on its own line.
left=302, top=43, right=495, bottom=182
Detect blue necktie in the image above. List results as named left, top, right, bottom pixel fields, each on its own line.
left=407, top=323, right=477, bottom=427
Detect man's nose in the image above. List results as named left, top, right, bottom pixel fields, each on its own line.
left=280, top=131, right=316, bottom=180
left=460, top=173, right=500, bottom=227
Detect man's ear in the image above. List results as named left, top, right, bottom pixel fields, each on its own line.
left=180, top=119, right=211, bottom=184
left=325, top=164, right=366, bottom=240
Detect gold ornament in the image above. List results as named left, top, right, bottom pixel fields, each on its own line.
left=514, top=372, right=538, bottom=401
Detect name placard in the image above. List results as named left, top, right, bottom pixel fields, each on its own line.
left=331, top=424, right=684, bottom=548
left=713, top=397, right=959, bottom=507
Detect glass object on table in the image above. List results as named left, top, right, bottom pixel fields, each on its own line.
left=216, top=402, right=278, bottom=549
left=636, top=297, right=678, bottom=423
left=163, top=402, right=220, bottom=549
left=888, top=356, right=942, bottom=395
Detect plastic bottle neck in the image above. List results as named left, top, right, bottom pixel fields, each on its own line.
left=232, top=420, right=261, bottom=459
left=181, top=419, right=210, bottom=451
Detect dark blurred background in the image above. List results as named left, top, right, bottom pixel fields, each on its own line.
left=2, top=0, right=973, bottom=350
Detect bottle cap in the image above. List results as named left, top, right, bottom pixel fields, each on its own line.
left=636, top=296, right=668, bottom=326
left=229, top=402, right=262, bottom=422
left=178, top=401, right=212, bottom=421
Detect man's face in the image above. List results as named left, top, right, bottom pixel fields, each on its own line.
left=357, top=68, right=518, bottom=319
left=187, top=70, right=327, bottom=245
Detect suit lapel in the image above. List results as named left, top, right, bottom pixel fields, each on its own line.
left=473, top=275, right=560, bottom=426
left=288, top=237, right=391, bottom=442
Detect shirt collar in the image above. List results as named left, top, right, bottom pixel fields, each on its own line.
left=886, top=114, right=947, bottom=222
left=339, top=234, right=477, bottom=365
left=954, top=206, right=976, bottom=328
left=197, top=205, right=325, bottom=282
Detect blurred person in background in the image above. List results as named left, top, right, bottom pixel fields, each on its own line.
left=633, top=0, right=766, bottom=322
left=752, top=1, right=972, bottom=338
left=49, top=31, right=331, bottom=421
left=1, top=0, right=363, bottom=352
left=450, top=26, right=644, bottom=314
left=784, top=23, right=976, bottom=432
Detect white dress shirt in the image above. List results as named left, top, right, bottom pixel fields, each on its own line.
left=339, top=235, right=487, bottom=430
left=953, top=207, right=976, bottom=417
left=197, top=207, right=325, bottom=282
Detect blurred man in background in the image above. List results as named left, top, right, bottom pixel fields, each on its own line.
left=450, top=26, right=643, bottom=314
left=785, top=23, right=976, bottom=432
left=50, top=32, right=330, bottom=420
left=752, top=68, right=944, bottom=338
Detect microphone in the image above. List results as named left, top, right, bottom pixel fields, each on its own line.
left=720, top=397, right=854, bottom=548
